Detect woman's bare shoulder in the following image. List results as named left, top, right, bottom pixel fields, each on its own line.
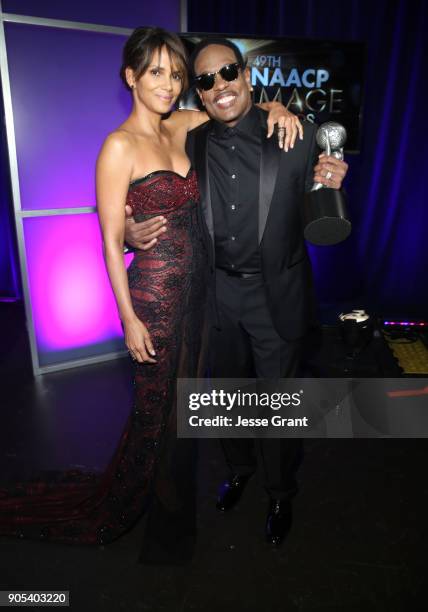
left=96, top=131, right=137, bottom=181
left=98, top=129, right=136, bottom=166
left=104, top=127, right=136, bottom=149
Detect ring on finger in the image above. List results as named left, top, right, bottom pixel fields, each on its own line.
left=325, top=171, right=333, bottom=180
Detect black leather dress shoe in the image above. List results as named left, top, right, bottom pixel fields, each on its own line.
left=216, top=474, right=250, bottom=512
left=265, top=499, right=293, bottom=546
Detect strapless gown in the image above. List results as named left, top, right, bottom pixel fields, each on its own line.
left=0, top=168, right=208, bottom=562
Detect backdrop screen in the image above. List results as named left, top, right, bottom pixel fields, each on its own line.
left=181, top=35, right=365, bottom=152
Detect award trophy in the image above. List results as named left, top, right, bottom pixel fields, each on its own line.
left=304, top=122, right=351, bottom=246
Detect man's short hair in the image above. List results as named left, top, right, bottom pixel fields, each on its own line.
left=189, top=37, right=247, bottom=78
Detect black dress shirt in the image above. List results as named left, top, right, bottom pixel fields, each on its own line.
left=208, top=105, right=261, bottom=273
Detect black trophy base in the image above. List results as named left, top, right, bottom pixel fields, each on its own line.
left=304, top=188, right=351, bottom=246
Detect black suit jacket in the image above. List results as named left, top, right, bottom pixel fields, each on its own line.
left=186, top=107, right=319, bottom=341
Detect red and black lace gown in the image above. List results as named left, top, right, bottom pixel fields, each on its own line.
left=0, top=167, right=208, bottom=561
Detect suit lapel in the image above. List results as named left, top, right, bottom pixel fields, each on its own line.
left=193, top=111, right=281, bottom=252
left=258, top=111, right=282, bottom=244
left=194, top=125, right=215, bottom=257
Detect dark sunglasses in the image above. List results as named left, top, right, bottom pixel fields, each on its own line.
left=194, top=62, right=241, bottom=91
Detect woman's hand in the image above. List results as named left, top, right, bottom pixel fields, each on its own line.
left=259, top=101, right=304, bottom=151
left=124, top=316, right=156, bottom=364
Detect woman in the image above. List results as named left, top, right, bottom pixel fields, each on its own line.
left=0, top=26, right=301, bottom=562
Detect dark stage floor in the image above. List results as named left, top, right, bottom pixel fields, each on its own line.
left=0, top=302, right=426, bottom=611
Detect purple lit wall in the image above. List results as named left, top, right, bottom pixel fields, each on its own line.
left=2, top=0, right=180, bottom=30
left=2, top=3, right=181, bottom=372
left=23, top=215, right=133, bottom=367
left=5, top=23, right=130, bottom=210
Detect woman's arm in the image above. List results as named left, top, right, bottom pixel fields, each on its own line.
left=166, top=101, right=303, bottom=150
left=96, top=133, right=156, bottom=363
left=164, top=108, right=209, bottom=133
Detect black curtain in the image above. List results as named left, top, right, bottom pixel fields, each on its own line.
left=189, top=0, right=428, bottom=318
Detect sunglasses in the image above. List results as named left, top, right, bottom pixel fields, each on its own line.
left=194, top=62, right=241, bottom=91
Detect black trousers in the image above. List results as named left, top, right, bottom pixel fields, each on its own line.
left=210, top=269, right=303, bottom=501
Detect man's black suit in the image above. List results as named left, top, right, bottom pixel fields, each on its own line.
left=186, top=106, right=319, bottom=500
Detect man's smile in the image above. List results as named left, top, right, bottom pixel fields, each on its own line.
left=214, top=92, right=238, bottom=108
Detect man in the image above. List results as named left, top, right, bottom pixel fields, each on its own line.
left=124, top=38, right=348, bottom=546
